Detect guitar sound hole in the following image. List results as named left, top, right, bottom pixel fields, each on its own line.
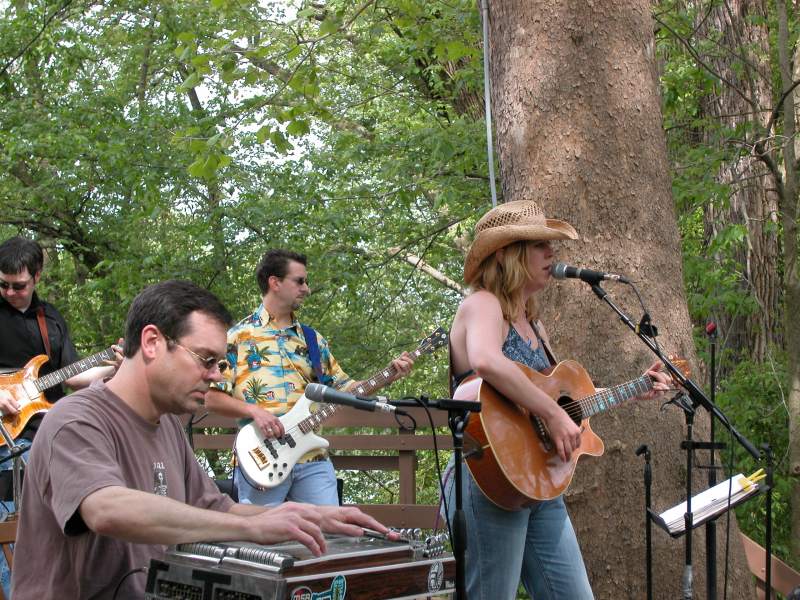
left=557, top=396, right=583, bottom=425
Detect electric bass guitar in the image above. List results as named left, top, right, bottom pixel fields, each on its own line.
left=0, top=347, right=118, bottom=445
left=456, top=358, right=686, bottom=510
left=235, top=327, right=449, bottom=489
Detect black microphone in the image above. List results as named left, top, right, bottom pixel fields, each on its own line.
left=550, top=262, right=630, bottom=285
left=305, top=383, right=396, bottom=413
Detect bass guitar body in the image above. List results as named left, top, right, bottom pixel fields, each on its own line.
left=458, top=360, right=604, bottom=511
left=234, top=394, right=330, bottom=489
left=0, top=355, right=54, bottom=442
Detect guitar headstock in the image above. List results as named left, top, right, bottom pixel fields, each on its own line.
left=416, top=327, right=449, bottom=356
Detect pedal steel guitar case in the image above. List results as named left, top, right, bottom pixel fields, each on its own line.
left=145, top=533, right=454, bottom=600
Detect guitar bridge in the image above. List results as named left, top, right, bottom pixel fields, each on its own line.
left=248, top=446, right=269, bottom=471
left=531, top=416, right=554, bottom=452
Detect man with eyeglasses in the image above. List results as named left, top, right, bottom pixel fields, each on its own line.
left=0, top=237, right=119, bottom=496
left=205, top=248, right=416, bottom=506
left=11, top=279, right=395, bottom=599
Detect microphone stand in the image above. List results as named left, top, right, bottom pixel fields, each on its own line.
left=0, top=422, right=26, bottom=512
left=705, top=323, right=719, bottom=600
left=588, top=283, right=759, bottom=459
left=588, top=283, right=760, bottom=599
left=635, top=444, right=653, bottom=600
left=389, top=396, right=481, bottom=600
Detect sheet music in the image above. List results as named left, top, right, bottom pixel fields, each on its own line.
left=658, top=473, right=760, bottom=534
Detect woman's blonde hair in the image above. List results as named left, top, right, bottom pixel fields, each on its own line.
left=467, top=240, right=539, bottom=323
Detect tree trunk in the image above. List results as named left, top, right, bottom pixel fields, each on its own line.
left=776, top=0, right=800, bottom=565
left=485, top=1, right=754, bottom=596
left=698, top=0, right=781, bottom=365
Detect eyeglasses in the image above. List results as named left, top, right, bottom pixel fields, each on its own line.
left=0, top=277, right=33, bottom=291
left=284, top=276, right=309, bottom=286
left=165, top=336, right=229, bottom=373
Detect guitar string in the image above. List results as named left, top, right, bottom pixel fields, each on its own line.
left=557, top=375, right=654, bottom=421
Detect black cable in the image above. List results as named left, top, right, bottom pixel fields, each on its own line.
left=112, top=566, right=147, bottom=600
left=393, top=408, right=416, bottom=432
left=403, top=395, right=454, bottom=546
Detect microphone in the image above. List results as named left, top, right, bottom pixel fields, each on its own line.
left=550, top=262, right=630, bottom=285
left=305, top=383, right=396, bottom=413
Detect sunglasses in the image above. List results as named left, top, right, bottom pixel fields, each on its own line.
left=165, top=336, right=230, bottom=373
left=284, top=276, right=309, bottom=286
left=0, top=278, right=33, bottom=291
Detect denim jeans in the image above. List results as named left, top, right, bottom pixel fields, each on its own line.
left=0, top=442, right=30, bottom=473
left=234, top=459, right=339, bottom=506
left=443, top=458, right=594, bottom=600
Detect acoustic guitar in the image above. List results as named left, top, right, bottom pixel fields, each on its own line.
left=455, top=359, right=685, bottom=511
left=0, top=348, right=117, bottom=445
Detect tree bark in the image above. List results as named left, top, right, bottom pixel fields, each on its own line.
left=697, top=0, right=781, bottom=365
left=776, top=0, right=800, bottom=565
left=485, top=0, right=754, bottom=596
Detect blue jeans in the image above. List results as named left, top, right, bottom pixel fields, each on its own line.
left=443, top=458, right=593, bottom=600
left=234, top=460, right=339, bottom=506
left=0, top=442, right=31, bottom=599
left=0, top=442, right=30, bottom=472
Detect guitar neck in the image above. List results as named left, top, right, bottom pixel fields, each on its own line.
left=34, top=347, right=116, bottom=392
left=300, top=344, right=432, bottom=427
left=579, top=374, right=653, bottom=418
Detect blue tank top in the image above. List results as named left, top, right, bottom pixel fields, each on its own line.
left=502, top=325, right=551, bottom=372
left=452, top=323, right=552, bottom=388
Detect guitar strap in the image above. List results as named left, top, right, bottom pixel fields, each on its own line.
left=300, top=324, right=334, bottom=386
left=448, top=340, right=456, bottom=396
left=35, top=306, right=52, bottom=358
left=531, top=319, right=557, bottom=365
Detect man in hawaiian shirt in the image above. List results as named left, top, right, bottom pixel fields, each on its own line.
left=205, top=249, right=414, bottom=505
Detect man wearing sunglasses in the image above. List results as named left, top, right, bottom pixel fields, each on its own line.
left=205, top=249, right=415, bottom=506
left=11, top=280, right=394, bottom=599
left=0, top=237, right=119, bottom=493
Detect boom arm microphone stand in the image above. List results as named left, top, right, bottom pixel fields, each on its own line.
left=587, top=283, right=760, bottom=599
left=588, top=284, right=759, bottom=459
left=389, top=396, right=481, bottom=600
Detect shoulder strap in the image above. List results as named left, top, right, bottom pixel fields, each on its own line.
left=301, top=324, right=334, bottom=386
left=36, top=306, right=52, bottom=358
left=531, top=320, right=557, bottom=365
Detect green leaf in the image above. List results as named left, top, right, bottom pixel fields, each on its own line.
left=179, top=71, right=201, bottom=91
left=256, top=125, right=271, bottom=144
left=286, top=119, right=310, bottom=137
left=285, top=45, right=302, bottom=61
left=269, top=130, right=293, bottom=154
left=319, top=17, right=340, bottom=36
left=191, top=54, right=211, bottom=67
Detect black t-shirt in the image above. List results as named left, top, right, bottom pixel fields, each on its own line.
left=0, top=293, right=79, bottom=403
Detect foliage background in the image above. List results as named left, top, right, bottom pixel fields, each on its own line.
left=0, top=0, right=795, bottom=576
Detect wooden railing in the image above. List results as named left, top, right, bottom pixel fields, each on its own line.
left=187, top=406, right=453, bottom=529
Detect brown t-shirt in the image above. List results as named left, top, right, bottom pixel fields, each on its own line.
left=11, top=380, right=234, bottom=599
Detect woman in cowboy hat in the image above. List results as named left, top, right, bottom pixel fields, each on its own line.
left=444, top=200, right=670, bottom=600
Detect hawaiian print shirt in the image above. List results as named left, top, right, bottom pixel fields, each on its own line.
left=212, top=304, right=352, bottom=423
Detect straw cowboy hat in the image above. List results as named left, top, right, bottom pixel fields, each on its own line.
left=463, top=200, right=579, bottom=283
